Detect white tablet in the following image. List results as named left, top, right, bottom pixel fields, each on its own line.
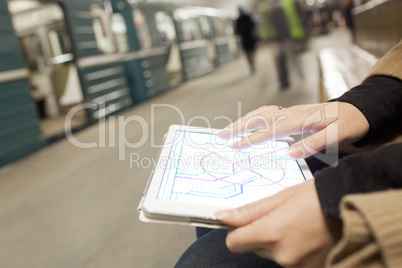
left=138, top=125, right=313, bottom=228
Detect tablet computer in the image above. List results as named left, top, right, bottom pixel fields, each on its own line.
left=138, top=125, right=313, bottom=228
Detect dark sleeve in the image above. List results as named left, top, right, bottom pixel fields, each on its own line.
left=318, top=75, right=402, bottom=221
left=331, top=75, right=402, bottom=140
left=315, top=143, right=402, bottom=221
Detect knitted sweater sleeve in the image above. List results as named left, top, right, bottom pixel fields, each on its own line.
left=316, top=73, right=402, bottom=221
left=315, top=143, right=402, bottom=221
left=331, top=40, right=402, bottom=138
left=332, top=75, right=402, bottom=139
left=314, top=40, right=402, bottom=221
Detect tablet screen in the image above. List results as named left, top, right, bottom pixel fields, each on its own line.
left=157, top=130, right=307, bottom=208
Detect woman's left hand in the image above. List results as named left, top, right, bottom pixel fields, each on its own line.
left=216, top=179, right=342, bottom=268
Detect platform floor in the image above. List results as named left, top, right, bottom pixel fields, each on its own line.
left=0, top=29, right=352, bottom=268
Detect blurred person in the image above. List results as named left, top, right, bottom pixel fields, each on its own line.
left=270, top=0, right=308, bottom=89
left=331, top=10, right=344, bottom=28
left=176, top=40, right=402, bottom=268
left=236, top=7, right=257, bottom=74
left=344, top=1, right=354, bottom=31
left=343, top=0, right=356, bottom=41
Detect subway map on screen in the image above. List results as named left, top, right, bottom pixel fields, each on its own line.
left=157, top=130, right=306, bottom=208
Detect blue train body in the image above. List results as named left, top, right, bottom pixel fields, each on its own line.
left=0, top=0, right=240, bottom=167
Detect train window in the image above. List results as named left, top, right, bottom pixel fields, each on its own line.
left=213, top=18, right=226, bottom=37
left=111, top=14, right=129, bottom=53
left=133, top=9, right=153, bottom=49
left=91, top=4, right=116, bottom=54
left=199, top=16, right=212, bottom=39
left=224, top=20, right=235, bottom=36
left=179, top=18, right=203, bottom=42
left=155, top=11, right=176, bottom=47
left=48, top=28, right=73, bottom=57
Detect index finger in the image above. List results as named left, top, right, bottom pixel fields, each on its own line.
left=218, top=106, right=282, bottom=139
left=229, top=114, right=299, bottom=150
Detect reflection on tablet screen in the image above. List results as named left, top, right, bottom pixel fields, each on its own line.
left=157, top=130, right=306, bottom=208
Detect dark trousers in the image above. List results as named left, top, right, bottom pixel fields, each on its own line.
left=276, top=51, right=289, bottom=88
left=175, top=156, right=331, bottom=267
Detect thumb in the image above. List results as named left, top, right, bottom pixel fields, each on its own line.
left=216, top=190, right=291, bottom=227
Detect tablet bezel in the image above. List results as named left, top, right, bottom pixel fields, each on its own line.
left=141, top=125, right=314, bottom=224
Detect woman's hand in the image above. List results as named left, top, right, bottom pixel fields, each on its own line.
left=216, top=180, right=342, bottom=268
left=218, top=102, right=369, bottom=158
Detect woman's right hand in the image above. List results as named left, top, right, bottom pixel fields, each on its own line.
left=218, top=102, right=370, bottom=159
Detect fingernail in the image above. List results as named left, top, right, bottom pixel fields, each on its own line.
left=287, top=146, right=304, bottom=158
left=215, top=209, right=235, bottom=220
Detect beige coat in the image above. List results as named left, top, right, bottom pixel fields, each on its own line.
left=326, top=40, right=402, bottom=268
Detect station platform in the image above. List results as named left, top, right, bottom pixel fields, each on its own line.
left=0, top=29, right=352, bottom=268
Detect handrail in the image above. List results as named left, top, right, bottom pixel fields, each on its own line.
left=77, top=47, right=169, bottom=69
left=124, top=47, right=168, bottom=62
left=353, top=0, right=391, bottom=15
left=180, top=40, right=208, bottom=51
left=216, top=36, right=230, bottom=46
left=51, top=53, right=74, bottom=65
left=77, top=53, right=125, bottom=70
left=0, top=68, right=29, bottom=84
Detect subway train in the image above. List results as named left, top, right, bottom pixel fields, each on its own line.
left=0, top=0, right=241, bottom=167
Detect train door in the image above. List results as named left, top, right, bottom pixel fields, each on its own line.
left=199, top=16, right=217, bottom=67
left=225, top=19, right=238, bottom=57
left=212, top=16, right=235, bottom=65
left=8, top=1, right=87, bottom=140
left=154, top=11, right=183, bottom=86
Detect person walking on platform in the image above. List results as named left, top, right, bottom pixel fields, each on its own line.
left=270, top=0, right=307, bottom=89
left=236, top=7, right=257, bottom=74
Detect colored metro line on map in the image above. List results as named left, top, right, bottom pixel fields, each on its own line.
left=157, top=131, right=307, bottom=208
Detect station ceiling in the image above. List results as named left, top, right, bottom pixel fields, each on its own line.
left=153, top=0, right=257, bottom=15
left=151, top=0, right=346, bottom=15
